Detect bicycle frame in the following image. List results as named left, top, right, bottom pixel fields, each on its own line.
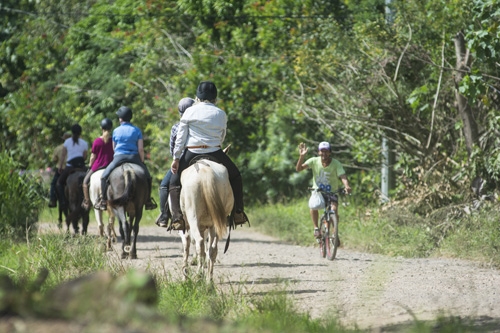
left=310, top=187, right=345, bottom=260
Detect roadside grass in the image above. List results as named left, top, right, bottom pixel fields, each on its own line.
left=247, top=199, right=500, bottom=268
left=0, top=232, right=106, bottom=291
left=2, top=198, right=498, bottom=332
left=246, top=197, right=500, bottom=267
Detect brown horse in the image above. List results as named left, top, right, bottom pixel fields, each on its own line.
left=65, top=171, right=90, bottom=235
left=107, top=163, right=148, bottom=259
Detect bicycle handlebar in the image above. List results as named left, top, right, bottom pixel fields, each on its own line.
left=308, top=186, right=346, bottom=195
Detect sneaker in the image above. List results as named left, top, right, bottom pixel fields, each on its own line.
left=48, top=200, right=57, bottom=208
left=314, top=228, right=321, bottom=239
left=155, top=213, right=169, bottom=228
left=234, top=211, right=249, bottom=226
left=145, top=198, right=158, bottom=210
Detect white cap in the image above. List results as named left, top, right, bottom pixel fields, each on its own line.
left=318, top=142, right=330, bottom=150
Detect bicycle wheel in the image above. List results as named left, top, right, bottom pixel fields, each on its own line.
left=326, top=213, right=339, bottom=261
left=319, top=216, right=327, bottom=258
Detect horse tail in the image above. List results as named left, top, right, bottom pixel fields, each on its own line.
left=110, top=165, right=133, bottom=206
left=200, top=167, right=227, bottom=239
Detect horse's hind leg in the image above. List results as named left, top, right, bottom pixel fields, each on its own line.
left=129, top=214, right=140, bottom=259
left=206, top=229, right=218, bottom=281
left=81, top=211, right=90, bottom=235
left=179, top=230, right=191, bottom=278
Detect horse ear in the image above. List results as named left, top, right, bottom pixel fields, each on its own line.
left=223, top=144, right=231, bottom=154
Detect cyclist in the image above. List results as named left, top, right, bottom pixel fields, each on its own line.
left=296, top=141, right=352, bottom=239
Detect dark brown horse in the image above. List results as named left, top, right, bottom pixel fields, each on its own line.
left=107, top=163, right=148, bottom=259
left=65, top=171, right=90, bottom=235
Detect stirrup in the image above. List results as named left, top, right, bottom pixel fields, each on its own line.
left=145, top=197, right=158, bottom=210
left=95, top=200, right=107, bottom=211
left=168, top=218, right=185, bottom=231
left=233, top=211, right=249, bottom=226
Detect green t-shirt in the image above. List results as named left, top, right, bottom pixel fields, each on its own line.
left=304, top=157, right=345, bottom=191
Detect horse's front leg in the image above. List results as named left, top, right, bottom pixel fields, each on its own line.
left=94, top=209, right=104, bottom=237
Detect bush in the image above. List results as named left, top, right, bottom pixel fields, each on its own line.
left=0, top=151, right=45, bottom=238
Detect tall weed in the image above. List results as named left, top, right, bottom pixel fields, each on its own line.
left=1, top=233, right=106, bottom=291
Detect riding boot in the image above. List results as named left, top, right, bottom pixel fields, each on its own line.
left=81, top=184, right=90, bottom=210
left=230, top=174, right=249, bottom=226
left=95, top=179, right=108, bottom=211
left=155, top=186, right=170, bottom=228
left=56, top=183, right=67, bottom=210
left=145, top=178, right=157, bottom=210
left=168, top=186, right=184, bottom=230
left=48, top=173, right=59, bottom=208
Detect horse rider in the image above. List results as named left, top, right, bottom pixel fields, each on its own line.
left=94, top=106, right=157, bottom=211
left=48, top=131, right=71, bottom=208
left=81, top=118, right=114, bottom=210
left=156, top=97, right=195, bottom=228
left=169, top=81, right=249, bottom=231
left=56, top=124, right=89, bottom=209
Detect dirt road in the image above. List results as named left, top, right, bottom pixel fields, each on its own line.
left=65, top=222, right=498, bottom=331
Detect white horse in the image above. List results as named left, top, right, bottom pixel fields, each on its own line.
left=178, top=159, right=234, bottom=281
left=89, top=169, right=117, bottom=250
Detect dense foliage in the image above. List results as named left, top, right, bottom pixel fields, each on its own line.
left=0, top=152, right=45, bottom=238
left=1, top=0, right=500, bottom=206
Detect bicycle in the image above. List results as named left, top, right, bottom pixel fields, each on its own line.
left=309, top=186, right=345, bottom=261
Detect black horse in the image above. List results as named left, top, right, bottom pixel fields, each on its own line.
left=64, top=171, right=90, bottom=235
left=107, top=163, right=148, bottom=259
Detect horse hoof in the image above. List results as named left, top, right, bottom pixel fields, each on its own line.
left=124, top=245, right=131, bottom=253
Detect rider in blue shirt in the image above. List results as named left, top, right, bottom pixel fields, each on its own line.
left=94, top=106, right=157, bottom=211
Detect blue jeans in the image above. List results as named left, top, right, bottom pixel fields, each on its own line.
left=159, top=169, right=172, bottom=215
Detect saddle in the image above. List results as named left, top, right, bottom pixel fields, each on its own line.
left=189, top=154, right=221, bottom=167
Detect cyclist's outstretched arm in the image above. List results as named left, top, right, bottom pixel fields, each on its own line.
left=340, top=174, right=352, bottom=194
left=296, top=142, right=309, bottom=172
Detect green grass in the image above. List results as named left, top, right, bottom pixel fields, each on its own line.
left=2, top=195, right=499, bottom=332
left=246, top=197, right=500, bottom=267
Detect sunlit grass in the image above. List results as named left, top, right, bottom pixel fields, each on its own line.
left=247, top=197, right=500, bottom=267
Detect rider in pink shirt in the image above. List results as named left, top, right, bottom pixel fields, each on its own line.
left=81, top=118, right=114, bottom=210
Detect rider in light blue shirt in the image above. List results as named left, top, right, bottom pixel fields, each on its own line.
left=94, top=106, right=157, bottom=211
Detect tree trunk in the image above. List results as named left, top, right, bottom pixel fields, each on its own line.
left=454, top=31, right=479, bottom=158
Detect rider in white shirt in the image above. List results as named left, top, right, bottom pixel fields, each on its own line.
left=168, top=81, right=249, bottom=231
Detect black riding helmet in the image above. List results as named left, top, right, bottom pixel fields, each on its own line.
left=100, top=118, right=113, bottom=130
left=116, top=106, right=133, bottom=122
